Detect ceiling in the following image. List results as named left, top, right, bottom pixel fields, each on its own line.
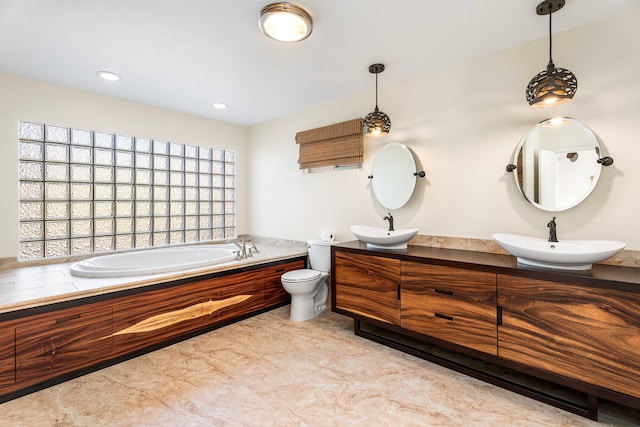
left=0, top=0, right=637, bottom=126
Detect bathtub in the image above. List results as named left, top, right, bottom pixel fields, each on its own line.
left=70, top=244, right=239, bottom=278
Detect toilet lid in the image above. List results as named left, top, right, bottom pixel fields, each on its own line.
left=282, top=269, right=321, bottom=282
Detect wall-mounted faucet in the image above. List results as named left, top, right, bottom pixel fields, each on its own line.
left=383, top=213, right=394, bottom=232
left=547, top=217, right=558, bottom=242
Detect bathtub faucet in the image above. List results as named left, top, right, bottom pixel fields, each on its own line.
left=229, top=238, right=259, bottom=260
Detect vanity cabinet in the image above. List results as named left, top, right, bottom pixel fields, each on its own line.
left=331, top=242, right=640, bottom=420
left=497, top=274, right=640, bottom=400
left=334, top=251, right=401, bottom=325
left=401, top=262, right=497, bottom=355
left=0, top=256, right=305, bottom=402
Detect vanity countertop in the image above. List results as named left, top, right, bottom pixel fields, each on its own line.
left=335, top=240, right=640, bottom=290
left=0, top=238, right=307, bottom=315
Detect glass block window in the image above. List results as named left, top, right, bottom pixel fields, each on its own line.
left=18, top=121, right=236, bottom=260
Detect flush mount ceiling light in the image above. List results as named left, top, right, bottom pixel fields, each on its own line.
left=212, top=102, right=228, bottom=109
left=96, top=71, right=121, bottom=81
left=259, top=2, right=312, bottom=42
left=363, top=64, right=391, bottom=137
left=525, top=0, right=578, bottom=107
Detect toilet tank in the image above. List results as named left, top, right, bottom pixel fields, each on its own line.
left=307, top=240, right=335, bottom=273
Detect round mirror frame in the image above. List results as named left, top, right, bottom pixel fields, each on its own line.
left=512, top=117, right=604, bottom=212
left=371, top=142, right=417, bottom=209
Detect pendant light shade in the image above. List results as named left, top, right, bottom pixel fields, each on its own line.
left=259, top=3, right=312, bottom=42
left=363, top=64, right=391, bottom=136
left=525, top=0, right=577, bottom=107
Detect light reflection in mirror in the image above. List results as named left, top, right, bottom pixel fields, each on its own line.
left=513, top=117, right=603, bottom=212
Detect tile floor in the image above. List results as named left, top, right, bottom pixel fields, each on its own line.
left=0, top=307, right=638, bottom=426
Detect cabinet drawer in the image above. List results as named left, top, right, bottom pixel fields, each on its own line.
left=401, top=262, right=497, bottom=354
left=402, top=262, right=496, bottom=308
left=15, top=305, right=113, bottom=384
left=401, top=303, right=497, bottom=355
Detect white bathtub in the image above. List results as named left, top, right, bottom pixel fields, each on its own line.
left=70, top=244, right=239, bottom=278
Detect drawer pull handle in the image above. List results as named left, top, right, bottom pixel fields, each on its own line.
left=56, top=314, right=81, bottom=323
left=434, top=289, right=453, bottom=296
left=435, top=312, right=454, bottom=321
left=275, top=268, right=285, bottom=272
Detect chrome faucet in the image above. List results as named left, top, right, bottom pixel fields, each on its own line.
left=383, top=213, right=394, bottom=232
left=547, top=217, right=558, bottom=242
left=228, top=238, right=259, bottom=260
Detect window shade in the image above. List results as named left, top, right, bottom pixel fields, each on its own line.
left=296, top=118, right=363, bottom=169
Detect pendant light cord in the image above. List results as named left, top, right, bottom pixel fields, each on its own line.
left=375, top=72, right=379, bottom=109
left=548, top=7, right=553, bottom=66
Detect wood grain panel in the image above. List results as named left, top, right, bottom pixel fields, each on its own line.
left=498, top=274, right=640, bottom=399
left=334, top=251, right=401, bottom=325
left=401, top=262, right=497, bottom=354
left=15, top=305, right=113, bottom=384
left=111, top=270, right=263, bottom=356
left=216, top=272, right=265, bottom=323
left=0, top=320, right=16, bottom=392
left=401, top=304, right=497, bottom=355
left=263, top=260, right=304, bottom=307
left=401, top=262, right=496, bottom=309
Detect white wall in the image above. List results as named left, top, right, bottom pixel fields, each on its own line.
left=248, top=10, right=640, bottom=249
left=0, top=74, right=249, bottom=258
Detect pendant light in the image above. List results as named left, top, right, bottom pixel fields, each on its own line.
left=525, top=0, right=578, bottom=107
left=259, top=3, right=312, bottom=42
left=363, top=64, right=391, bottom=137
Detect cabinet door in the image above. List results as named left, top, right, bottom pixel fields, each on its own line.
left=498, top=274, right=640, bottom=399
left=263, top=260, right=305, bottom=307
left=401, top=262, right=497, bottom=355
left=334, top=251, right=401, bottom=325
left=15, top=305, right=113, bottom=384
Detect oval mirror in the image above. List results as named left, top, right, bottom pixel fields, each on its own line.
left=512, top=117, right=603, bottom=211
left=371, top=142, right=417, bottom=209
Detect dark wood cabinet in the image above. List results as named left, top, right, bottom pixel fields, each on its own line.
left=334, top=251, right=401, bottom=325
left=497, top=274, right=640, bottom=400
left=401, top=262, right=497, bottom=355
left=331, top=242, right=640, bottom=420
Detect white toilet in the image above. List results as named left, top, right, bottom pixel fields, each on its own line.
left=281, top=240, right=335, bottom=322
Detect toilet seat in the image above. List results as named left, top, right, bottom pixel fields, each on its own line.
left=281, top=269, right=321, bottom=283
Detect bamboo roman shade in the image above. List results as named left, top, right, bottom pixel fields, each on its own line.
left=296, top=118, right=364, bottom=169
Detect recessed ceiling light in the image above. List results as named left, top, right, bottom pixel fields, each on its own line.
left=212, top=102, right=228, bottom=109
left=96, top=71, right=121, bottom=81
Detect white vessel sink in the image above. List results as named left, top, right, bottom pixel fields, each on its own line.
left=351, top=225, right=418, bottom=249
left=492, top=233, right=625, bottom=270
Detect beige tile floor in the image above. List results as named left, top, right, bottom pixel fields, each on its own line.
left=0, top=306, right=638, bottom=427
